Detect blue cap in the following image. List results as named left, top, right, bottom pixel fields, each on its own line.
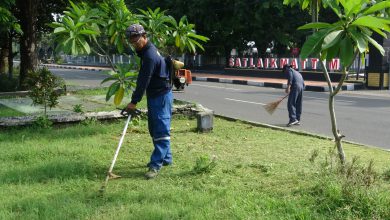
left=125, top=24, right=146, bottom=37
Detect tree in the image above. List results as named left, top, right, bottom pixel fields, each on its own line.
left=10, top=0, right=98, bottom=89
left=127, top=0, right=311, bottom=58
left=284, top=0, right=322, bottom=24
left=27, top=67, right=65, bottom=116
left=138, top=8, right=209, bottom=56
left=51, top=0, right=209, bottom=105
left=0, top=0, right=21, bottom=79
left=298, top=0, right=390, bottom=164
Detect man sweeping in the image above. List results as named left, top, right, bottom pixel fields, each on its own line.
left=125, top=24, right=173, bottom=179
left=284, top=64, right=305, bottom=127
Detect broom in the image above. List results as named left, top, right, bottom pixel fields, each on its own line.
left=264, top=94, right=289, bottom=115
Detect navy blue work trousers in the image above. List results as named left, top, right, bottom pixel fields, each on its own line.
left=147, top=91, right=173, bottom=170
left=287, top=86, right=303, bottom=122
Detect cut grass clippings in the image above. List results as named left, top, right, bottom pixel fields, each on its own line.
left=0, top=116, right=390, bottom=219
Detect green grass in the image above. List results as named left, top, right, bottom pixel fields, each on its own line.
left=0, top=104, right=25, bottom=117
left=0, top=116, right=390, bottom=219
left=71, top=87, right=109, bottom=96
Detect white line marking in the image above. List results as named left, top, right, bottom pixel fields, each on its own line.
left=304, top=95, right=355, bottom=103
left=192, top=84, right=242, bottom=91
left=225, top=98, right=266, bottom=106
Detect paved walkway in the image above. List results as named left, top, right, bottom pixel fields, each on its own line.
left=0, top=94, right=110, bottom=116
left=41, top=64, right=365, bottom=92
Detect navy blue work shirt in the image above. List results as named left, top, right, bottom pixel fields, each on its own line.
left=287, top=68, right=305, bottom=89
left=131, top=41, right=170, bottom=104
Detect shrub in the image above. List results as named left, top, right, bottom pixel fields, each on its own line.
left=382, top=168, right=390, bottom=182
left=73, top=104, right=84, bottom=113
left=193, top=155, right=217, bottom=174
left=302, top=149, right=390, bottom=219
left=33, top=115, right=53, bottom=128
left=26, top=68, right=65, bottom=115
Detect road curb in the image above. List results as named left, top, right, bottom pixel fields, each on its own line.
left=192, top=76, right=363, bottom=92
left=40, top=64, right=364, bottom=92
left=40, top=64, right=107, bottom=72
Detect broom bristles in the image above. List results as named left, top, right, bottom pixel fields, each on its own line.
left=263, top=94, right=288, bottom=115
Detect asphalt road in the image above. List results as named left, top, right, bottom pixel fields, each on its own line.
left=50, top=68, right=390, bottom=150
left=174, top=81, right=390, bottom=150
left=51, top=68, right=110, bottom=89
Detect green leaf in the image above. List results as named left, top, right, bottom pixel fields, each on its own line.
left=339, top=0, right=356, bottom=16
left=175, top=35, right=180, bottom=47
left=106, top=83, right=120, bottom=102
left=79, top=39, right=91, bottom=54
left=363, top=1, right=390, bottom=16
left=322, top=30, right=343, bottom=50
left=323, top=0, right=342, bottom=18
left=79, top=29, right=99, bottom=35
left=114, top=87, right=124, bottom=106
left=188, top=40, right=196, bottom=53
left=301, top=0, right=310, bottom=10
left=339, top=37, right=354, bottom=67
left=300, top=29, right=331, bottom=59
left=71, top=39, right=77, bottom=55
left=117, top=41, right=124, bottom=54
left=298, top=22, right=333, bottom=30
left=365, top=35, right=385, bottom=56
left=124, top=71, right=138, bottom=78
left=352, top=16, right=390, bottom=32
left=369, top=27, right=387, bottom=38
left=100, top=76, right=117, bottom=84
left=346, top=0, right=365, bottom=17
left=187, top=33, right=210, bottom=42
left=53, top=27, right=66, bottom=33
left=349, top=29, right=367, bottom=53
left=326, top=43, right=340, bottom=61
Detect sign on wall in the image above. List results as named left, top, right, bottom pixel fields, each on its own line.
left=228, top=57, right=341, bottom=71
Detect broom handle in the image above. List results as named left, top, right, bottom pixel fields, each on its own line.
left=281, top=94, right=289, bottom=100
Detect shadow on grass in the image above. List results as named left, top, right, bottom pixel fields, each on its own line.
left=106, top=165, right=148, bottom=180
left=0, top=159, right=105, bottom=184
left=172, top=127, right=199, bottom=134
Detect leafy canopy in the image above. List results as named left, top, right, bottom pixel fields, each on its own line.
left=298, top=0, right=390, bottom=67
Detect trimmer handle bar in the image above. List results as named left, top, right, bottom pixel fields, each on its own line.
left=120, top=108, right=141, bottom=117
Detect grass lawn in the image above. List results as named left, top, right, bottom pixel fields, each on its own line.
left=0, top=115, right=390, bottom=219
left=0, top=104, right=25, bottom=117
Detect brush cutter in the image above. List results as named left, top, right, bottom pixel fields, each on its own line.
left=99, top=108, right=141, bottom=194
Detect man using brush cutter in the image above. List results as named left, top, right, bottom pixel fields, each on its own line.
left=284, top=64, right=305, bottom=127
left=125, top=24, right=173, bottom=179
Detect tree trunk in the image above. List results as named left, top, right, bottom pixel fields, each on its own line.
left=328, top=86, right=346, bottom=164
left=8, top=33, right=14, bottom=79
left=311, top=0, right=318, bottom=23
left=16, top=0, right=39, bottom=89
left=0, top=35, right=9, bottom=74
left=320, top=59, right=346, bottom=164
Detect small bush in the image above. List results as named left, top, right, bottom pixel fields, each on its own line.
left=192, top=155, right=217, bottom=174
left=73, top=104, right=84, bottom=113
left=302, top=149, right=390, bottom=219
left=309, top=149, right=319, bottom=163
left=33, top=115, right=53, bottom=128
left=26, top=68, right=65, bottom=115
left=81, top=117, right=98, bottom=126
left=382, top=168, right=390, bottom=182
